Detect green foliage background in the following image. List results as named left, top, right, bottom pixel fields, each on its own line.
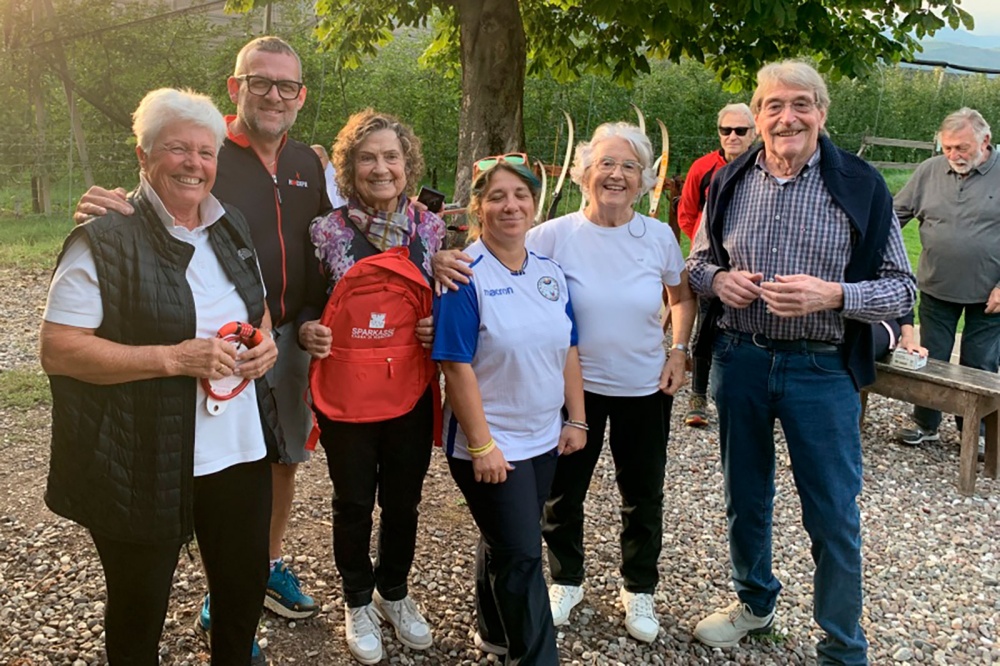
left=3, top=0, right=1000, bottom=213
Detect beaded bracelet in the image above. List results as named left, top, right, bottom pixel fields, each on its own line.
left=563, top=420, right=589, bottom=431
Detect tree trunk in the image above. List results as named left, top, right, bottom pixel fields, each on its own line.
left=30, top=0, right=51, bottom=214
left=39, top=0, right=94, bottom=189
left=454, top=0, right=526, bottom=209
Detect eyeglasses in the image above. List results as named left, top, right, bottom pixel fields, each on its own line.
left=472, top=153, right=529, bottom=181
left=718, top=126, right=752, bottom=137
left=594, top=156, right=642, bottom=176
left=761, top=99, right=817, bottom=117
left=235, top=74, right=303, bottom=100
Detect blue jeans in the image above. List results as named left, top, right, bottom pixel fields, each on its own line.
left=913, top=292, right=1000, bottom=432
left=710, top=333, right=868, bottom=666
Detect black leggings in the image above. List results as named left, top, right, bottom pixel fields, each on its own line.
left=91, top=457, right=271, bottom=665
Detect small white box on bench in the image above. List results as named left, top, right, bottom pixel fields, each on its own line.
left=890, top=348, right=928, bottom=370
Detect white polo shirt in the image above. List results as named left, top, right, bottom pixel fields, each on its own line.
left=432, top=240, right=577, bottom=462
left=44, top=177, right=267, bottom=476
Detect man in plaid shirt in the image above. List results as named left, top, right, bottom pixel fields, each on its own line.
left=686, top=60, right=915, bottom=666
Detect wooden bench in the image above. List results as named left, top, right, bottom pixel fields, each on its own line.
left=861, top=359, right=1000, bottom=495
left=856, top=135, right=937, bottom=170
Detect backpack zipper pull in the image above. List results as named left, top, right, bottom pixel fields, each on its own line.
left=386, top=357, right=394, bottom=378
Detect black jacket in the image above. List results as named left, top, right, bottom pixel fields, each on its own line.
left=214, top=123, right=331, bottom=328
left=45, top=190, right=280, bottom=544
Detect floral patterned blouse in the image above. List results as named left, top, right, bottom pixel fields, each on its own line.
left=310, top=197, right=446, bottom=290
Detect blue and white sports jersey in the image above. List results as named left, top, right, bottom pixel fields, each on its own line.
left=432, top=239, right=577, bottom=462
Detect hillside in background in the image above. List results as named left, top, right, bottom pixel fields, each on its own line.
left=913, top=28, right=1000, bottom=70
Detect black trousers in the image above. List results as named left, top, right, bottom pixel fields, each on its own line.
left=449, top=449, right=559, bottom=666
left=91, top=457, right=271, bottom=665
left=690, top=295, right=713, bottom=396
left=542, top=390, right=671, bottom=593
left=316, top=389, right=433, bottom=608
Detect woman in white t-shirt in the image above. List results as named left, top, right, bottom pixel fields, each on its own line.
left=432, top=156, right=586, bottom=664
left=435, top=123, right=696, bottom=644
left=40, top=89, right=277, bottom=664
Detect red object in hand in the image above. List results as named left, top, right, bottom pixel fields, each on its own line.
left=201, top=322, right=263, bottom=407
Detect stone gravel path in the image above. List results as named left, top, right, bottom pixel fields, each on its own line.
left=0, top=267, right=997, bottom=665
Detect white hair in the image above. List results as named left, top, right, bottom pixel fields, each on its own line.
left=717, top=103, right=754, bottom=127
left=939, top=107, right=991, bottom=144
left=570, top=122, right=658, bottom=197
left=132, top=88, right=226, bottom=152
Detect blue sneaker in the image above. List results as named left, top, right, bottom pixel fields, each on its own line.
left=265, top=561, right=318, bottom=619
left=195, top=594, right=270, bottom=666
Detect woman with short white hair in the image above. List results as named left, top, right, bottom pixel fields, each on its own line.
left=41, top=87, right=277, bottom=665
left=434, top=121, right=696, bottom=644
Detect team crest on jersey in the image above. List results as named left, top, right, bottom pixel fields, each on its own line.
left=537, top=276, right=559, bottom=301
left=369, top=312, right=386, bottom=329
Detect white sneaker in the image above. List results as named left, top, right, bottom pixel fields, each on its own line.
left=693, top=599, right=775, bottom=648
left=620, top=588, right=659, bottom=643
left=474, top=631, right=508, bottom=655
left=548, top=583, right=584, bottom=626
left=345, top=603, right=383, bottom=665
left=372, top=590, right=433, bottom=650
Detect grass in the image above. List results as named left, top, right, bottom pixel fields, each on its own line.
left=0, top=369, right=51, bottom=409
left=0, top=213, right=71, bottom=271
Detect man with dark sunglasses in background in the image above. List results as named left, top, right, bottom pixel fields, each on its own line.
left=676, top=103, right=756, bottom=428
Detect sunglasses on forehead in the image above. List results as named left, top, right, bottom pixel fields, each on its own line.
left=472, top=152, right=530, bottom=181
left=718, top=126, right=752, bottom=137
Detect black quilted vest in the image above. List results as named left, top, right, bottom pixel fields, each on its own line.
left=45, top=189, right=279, bottom=544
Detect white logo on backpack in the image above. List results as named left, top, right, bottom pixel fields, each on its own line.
left=369, top=312, right=386, bottom=329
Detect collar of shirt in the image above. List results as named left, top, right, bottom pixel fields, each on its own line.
left=947, top=144, right=997, bottom=177
left=139, top=174, right=227, bottom=232
left=754, top=144, right=822, bottom=183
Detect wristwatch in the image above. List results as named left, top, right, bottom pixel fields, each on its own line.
left=670, top=343, right=691, bottom=357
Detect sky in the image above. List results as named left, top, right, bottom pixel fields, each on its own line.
left=957, top=0, right=1000, bottom=35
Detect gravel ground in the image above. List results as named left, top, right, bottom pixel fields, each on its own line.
left=0, top=266, right=997, bottom=666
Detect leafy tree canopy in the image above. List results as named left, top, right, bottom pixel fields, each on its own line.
left=227, top=0, right=976, bottom=89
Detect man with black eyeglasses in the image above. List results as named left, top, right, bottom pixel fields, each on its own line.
left=74, top=36, right=330, bottom=666
left=677, top=103, right=756, bottom=428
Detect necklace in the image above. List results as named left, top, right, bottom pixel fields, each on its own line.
left=481, top=239, right=528, bottom=275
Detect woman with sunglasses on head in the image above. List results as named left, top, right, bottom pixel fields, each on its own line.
left=435, top=123, right=696, bottom=644
left=298, top=109, right=444, bottom=665
left=432, top=155, right=587, bottom=664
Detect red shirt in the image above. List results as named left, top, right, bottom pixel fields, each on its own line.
left=677, top=149, right=727, bottom=241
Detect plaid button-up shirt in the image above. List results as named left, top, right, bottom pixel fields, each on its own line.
left=688, top=147, right=915, bottom=343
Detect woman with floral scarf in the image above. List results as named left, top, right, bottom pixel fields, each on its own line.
left=298, top=109, right=444, bottom=665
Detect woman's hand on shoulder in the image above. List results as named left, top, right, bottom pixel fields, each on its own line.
left=432, top=249, right=474, bottom=295
left=170, top=337, right=238, bottom=379
left=558, top=425, right=587, bottom=456
left=472, top=446, right=514, bottom=484
left=235, top=331, right=278, bottom=379
left=299, top=320, right=332, bottom=359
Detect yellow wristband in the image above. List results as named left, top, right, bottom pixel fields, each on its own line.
left=469, top=441, right=496, bottom=459
left=467, top=437, right=495, bottom=455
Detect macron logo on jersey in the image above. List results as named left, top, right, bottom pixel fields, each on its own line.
left=369, top=312, right=386, bottom=328
left=483, top=287, right=514, bottom=297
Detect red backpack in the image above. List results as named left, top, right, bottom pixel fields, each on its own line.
left=308, top=246, right=438, bottom=433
